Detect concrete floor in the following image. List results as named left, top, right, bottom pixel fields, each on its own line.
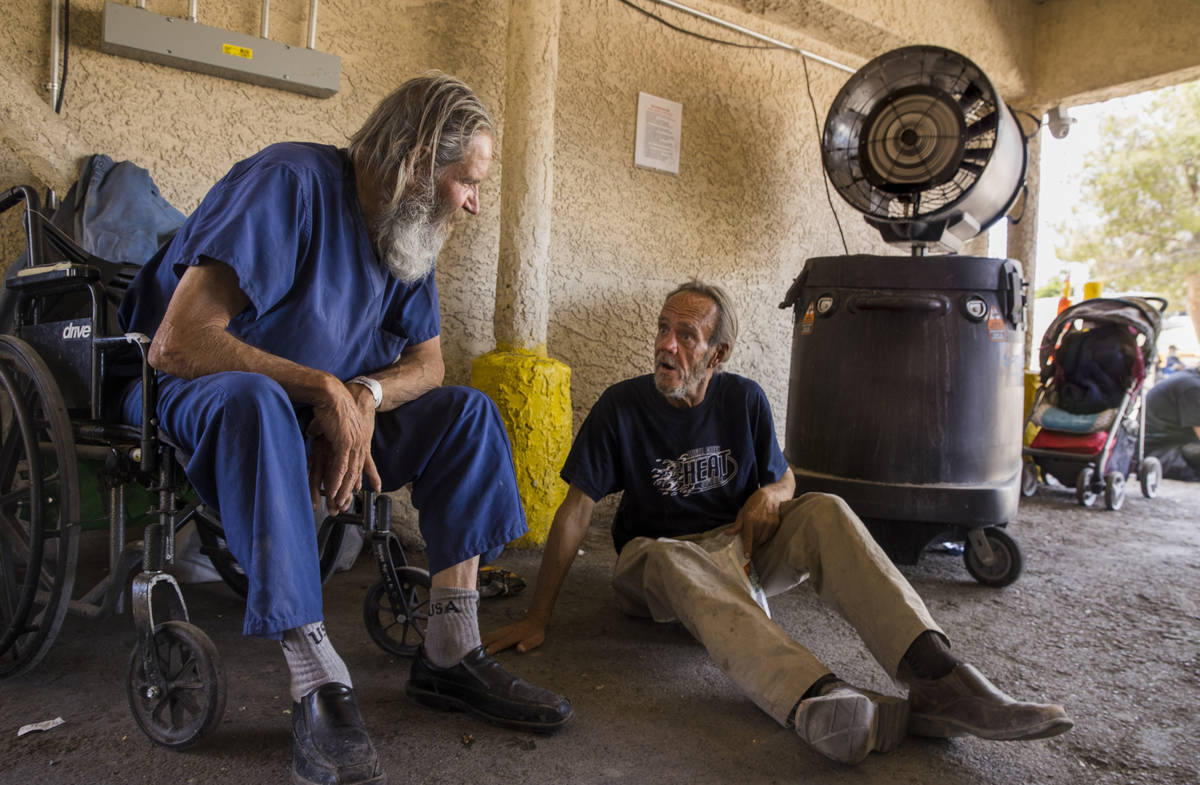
left=1, top=479, right=1198, bottom=785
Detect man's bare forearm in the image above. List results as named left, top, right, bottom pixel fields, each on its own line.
left=152, top=317, right=340, bottom=405
left=525, top=486, right=595, bottom=625
left=366, top=336, right=445, bottom=411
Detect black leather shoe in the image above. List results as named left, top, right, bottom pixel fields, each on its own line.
left=292, top=683, right=385, bottom=785
left=406, top=646, right=573, bottom=733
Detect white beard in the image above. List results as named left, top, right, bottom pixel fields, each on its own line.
left=372, top=182, right=454, bottom=284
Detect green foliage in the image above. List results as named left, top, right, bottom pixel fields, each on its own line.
left=1057, top=81, right=1200, bottom=307
left=1034, top=273, right=1067, bottom=299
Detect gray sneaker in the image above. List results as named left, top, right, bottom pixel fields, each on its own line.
left=793, top=685, right=909, bottom=765
left=907, top=663, right=1073, bottom=740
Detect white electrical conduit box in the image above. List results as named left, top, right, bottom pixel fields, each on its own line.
left=100, top=1, right=339, bottom=98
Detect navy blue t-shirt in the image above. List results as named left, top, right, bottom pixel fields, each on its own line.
left=118, top=142, right=440, bottom=381
left=561, top=373, right=789, bottom=553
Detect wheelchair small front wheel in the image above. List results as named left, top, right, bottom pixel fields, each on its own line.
left=363, top=566, right=431, bottom=658
left=127, top=620, right=226, bottom=750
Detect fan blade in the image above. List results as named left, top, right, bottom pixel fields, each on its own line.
left=964, top=112, right=998, bottom=139
left=958, top=82, right=985, bottom=111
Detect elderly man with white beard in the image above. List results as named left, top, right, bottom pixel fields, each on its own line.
left=117, top=73, right=572, bottom=785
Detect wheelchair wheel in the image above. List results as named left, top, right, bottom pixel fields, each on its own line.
left=963, top=527, right=1022, bottom=587
left=127, top=620, right=226, bottom=750
left=363, top=566, right=431, bottom=657
left=195, top=512, right=346, bottom=600
left=0, top=335, right=80, bottom=678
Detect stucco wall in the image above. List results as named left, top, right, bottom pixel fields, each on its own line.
left=0, top=0, right=507, bottom=385
left=1029, top=0, right=1200, bottom=108
left=549, top=0, right=888, bottom=433
left=717, top=0, right=1037, bottom=104
left=4, top=0, right=1199, bottom=465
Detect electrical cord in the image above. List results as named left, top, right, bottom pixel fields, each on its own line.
left=801, top=55, right=849, bottom=254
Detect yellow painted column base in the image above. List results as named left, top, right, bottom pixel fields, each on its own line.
left=470, top=346, right=572, bottom=548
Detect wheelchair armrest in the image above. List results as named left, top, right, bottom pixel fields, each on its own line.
left=8, top=262, right=101, bottom=291
left=94, top=333, right=158, bottom=474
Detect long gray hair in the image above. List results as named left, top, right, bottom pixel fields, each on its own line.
left=348, top=72, right=493, bottom=208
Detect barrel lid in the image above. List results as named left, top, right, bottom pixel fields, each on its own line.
left=799, top=254, right=1021, bottom=291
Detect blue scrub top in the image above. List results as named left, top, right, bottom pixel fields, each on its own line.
left=118, top=142, right=440, bottom=380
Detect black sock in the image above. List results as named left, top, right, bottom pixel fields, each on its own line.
left=901, top=630, right=961, bottom=681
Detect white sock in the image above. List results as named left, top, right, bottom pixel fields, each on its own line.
left=281, top=621, right=352, bottom=702
left=424, top=587, right=481, bottom=668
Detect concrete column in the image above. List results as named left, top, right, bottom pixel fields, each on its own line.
left=1007, top=119, right=1043, bottom=421
left=1007, top=121, right=1042, bottom=368
left=493, top=0, right=560, bottom=352
left=471, top=0, right=570, bottom=548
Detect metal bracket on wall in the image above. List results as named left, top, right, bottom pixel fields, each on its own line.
left=100, top=1, right=339, bottom=98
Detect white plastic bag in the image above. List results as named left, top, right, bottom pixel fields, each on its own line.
left=710, top=536, right=771, bottom=618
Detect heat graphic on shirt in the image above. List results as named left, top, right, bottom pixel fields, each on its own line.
left=651, top=446, right=739, bottom=497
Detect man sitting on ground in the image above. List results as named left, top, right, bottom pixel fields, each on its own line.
left=484, top=280, right=1072, bottom=765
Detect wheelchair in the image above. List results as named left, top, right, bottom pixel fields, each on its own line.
left=0, top=184, right=433, bottom=749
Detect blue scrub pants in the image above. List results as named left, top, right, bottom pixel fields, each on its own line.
left=121, top=372, right=527, bottom=639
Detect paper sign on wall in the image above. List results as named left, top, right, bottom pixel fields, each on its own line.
left=634, top=92, right=682, bottom=175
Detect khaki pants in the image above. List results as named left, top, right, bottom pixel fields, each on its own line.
left=610, top=492, right=942, bottom=725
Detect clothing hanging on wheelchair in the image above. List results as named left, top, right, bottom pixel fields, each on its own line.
left=0, top=154, right=185, bottom=332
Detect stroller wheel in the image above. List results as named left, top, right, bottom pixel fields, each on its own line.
left=1020, top=460, right=1039, bottom=497
left=1075, top=467, right=1097, bottom=507
left=1104, top=472, right=1126, bottom=511
left=1139, top=457, right=1162, bottom=499
left=963, top=527, right=1022, bottom=587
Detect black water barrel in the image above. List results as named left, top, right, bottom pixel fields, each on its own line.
left=782, top=254, right=1025, bottom=527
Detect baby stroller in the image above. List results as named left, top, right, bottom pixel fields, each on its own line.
left=1022, top=296, right=1166, bottom=509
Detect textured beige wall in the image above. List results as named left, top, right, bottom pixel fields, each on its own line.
left=549, top=0, right=888, bottom=429
left=0, top=0, right=508, bottom=385
left=5, top=0, right=1200, bottom=450
left=717, top=0, right=1036, bottom=102
left=1029, top=0, right=1200, bottom=108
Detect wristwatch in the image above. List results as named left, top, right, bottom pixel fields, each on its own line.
left=347, top=376, right=383, bottom=409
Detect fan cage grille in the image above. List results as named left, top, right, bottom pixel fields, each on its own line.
left=823, top=48, right=1001, bottom=221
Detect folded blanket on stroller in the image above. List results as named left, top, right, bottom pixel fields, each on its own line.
left=1031, top=401, right=1117, bottom=434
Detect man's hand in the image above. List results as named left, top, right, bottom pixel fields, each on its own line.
left=724, top=486, right=782, bottom=558
left=482, top=616, right=548, bottom=655
left=308, top=381, right=381, bottom=513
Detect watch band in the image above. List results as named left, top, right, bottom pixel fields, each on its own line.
left=347, top=376, right=383, bottom=409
